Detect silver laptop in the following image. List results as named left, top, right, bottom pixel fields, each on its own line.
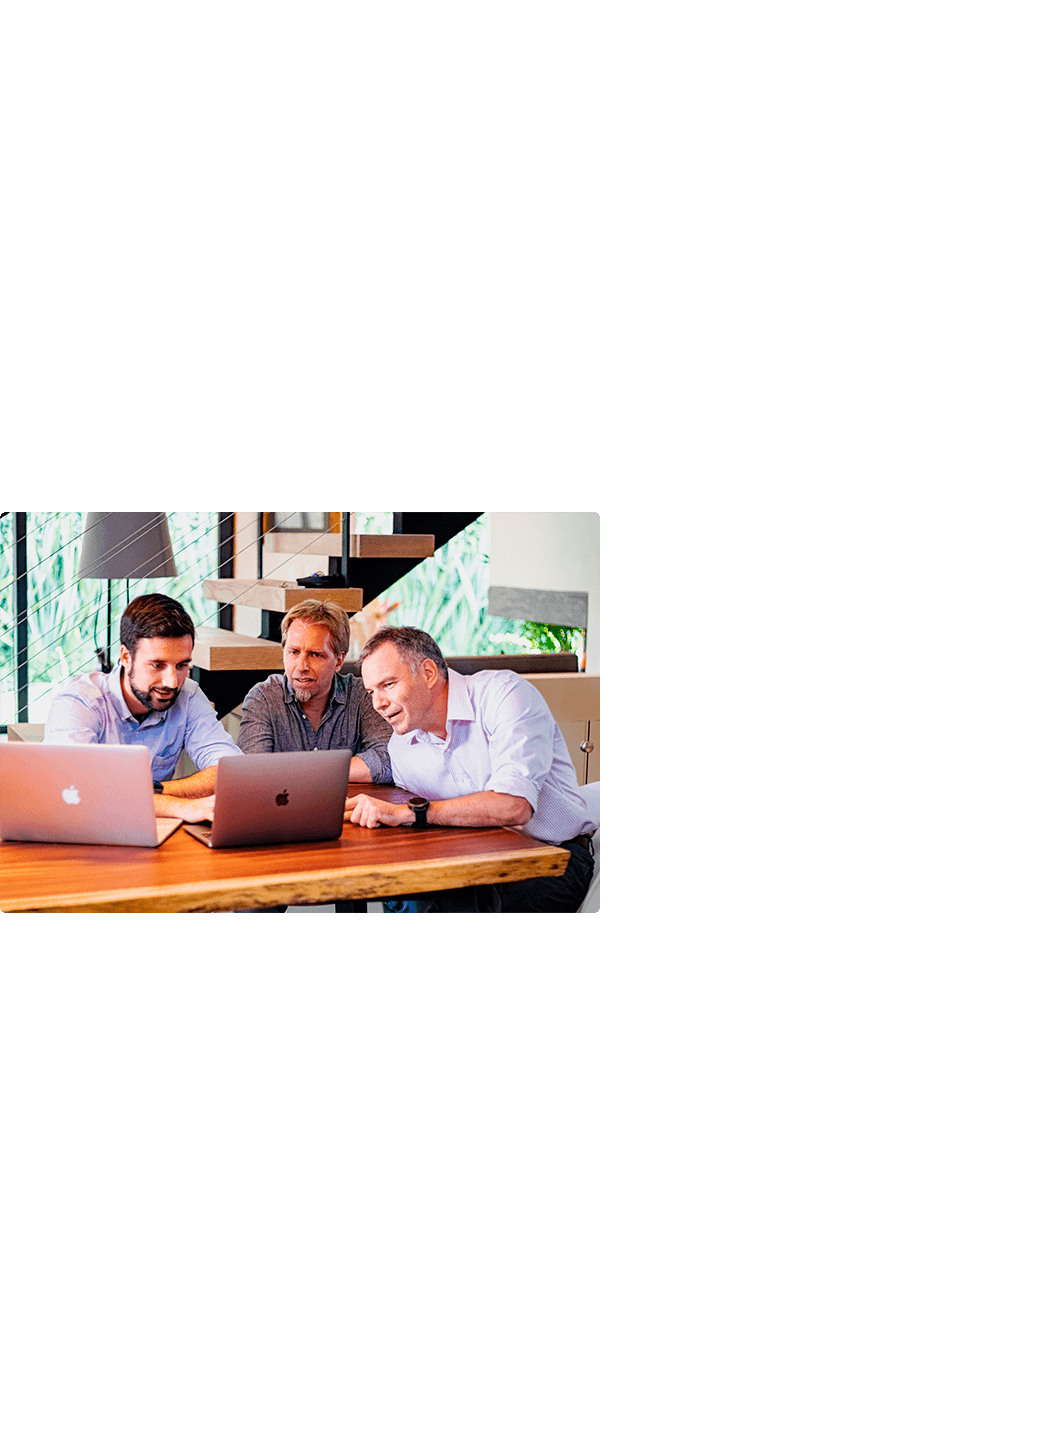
left=182, top=750, right=352, bottom=848
left=0, top=743, right=182, bottom=847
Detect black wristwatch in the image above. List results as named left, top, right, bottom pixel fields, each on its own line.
left=153, top=780, right=165, bottom=794
left=408, top=796, right=430, bottom=829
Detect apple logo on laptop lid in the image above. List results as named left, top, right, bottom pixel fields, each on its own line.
left=275, top=790, right=289, bottom=807
left=62, top=783, right=81, bottom=805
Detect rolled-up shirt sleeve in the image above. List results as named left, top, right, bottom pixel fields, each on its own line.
left=355, top=685, right=393, bottom=783
left=183, top=688, right=243, bottom=769
left=484, top=676, right=555, bottom=812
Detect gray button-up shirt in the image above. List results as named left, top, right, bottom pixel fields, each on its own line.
left=237, top=671, right=393, bottom=782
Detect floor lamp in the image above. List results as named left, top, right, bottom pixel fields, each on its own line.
left=77, top=512, right=178, bottom=671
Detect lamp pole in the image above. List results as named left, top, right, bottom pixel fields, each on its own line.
left=15, top=512, right=28, bottom=721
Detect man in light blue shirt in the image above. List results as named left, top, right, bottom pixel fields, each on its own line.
left=44, top=593, right=240, bottom=824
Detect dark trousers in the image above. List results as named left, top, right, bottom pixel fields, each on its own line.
left=241, top=901, right=367, bottom=913
left=383, top=836, right=595, bottom=913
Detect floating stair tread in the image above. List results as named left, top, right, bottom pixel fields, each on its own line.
left=348, top=534, right=434, bottom=559
left=203, top=580, right=364, bottom=612
left=263, top=531, right=434, bottom=559
left=192, top=627, right=285, bottom=671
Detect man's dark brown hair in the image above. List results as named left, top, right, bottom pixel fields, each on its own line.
left=119, top=593, right=196, bottom=657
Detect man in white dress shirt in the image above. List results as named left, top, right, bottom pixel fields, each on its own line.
left=346, top=626, right=596, bottom=912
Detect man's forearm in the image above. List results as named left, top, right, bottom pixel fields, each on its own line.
left=428, top=791, right=533, bottom=829
left=344, top=788, right=534, bottom=830
left=349, top=755, right=373, bottom=781
left=158, top=765, right=219, bottom=799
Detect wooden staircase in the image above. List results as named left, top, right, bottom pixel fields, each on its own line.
left=193, top=512, right=482, bottom=715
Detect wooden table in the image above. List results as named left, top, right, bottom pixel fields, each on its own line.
left=0, top=785, right=570, bottom=913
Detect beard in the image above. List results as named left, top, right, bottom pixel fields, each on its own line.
left=127, top=671, right=179, bottom=713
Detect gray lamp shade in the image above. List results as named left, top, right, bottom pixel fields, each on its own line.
left=77, top=512, right=178, bottom=579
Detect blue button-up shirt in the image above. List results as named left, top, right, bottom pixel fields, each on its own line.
left=43, top=664, right=241, bottom=782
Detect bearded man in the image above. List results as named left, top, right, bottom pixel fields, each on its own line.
left=43, top=592, right=240, bottom=824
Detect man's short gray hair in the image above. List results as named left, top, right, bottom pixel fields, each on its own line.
left=358, top=626, right=448, bottom=679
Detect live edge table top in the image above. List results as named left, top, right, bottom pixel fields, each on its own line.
left=0, top=785, right=570, bottom=914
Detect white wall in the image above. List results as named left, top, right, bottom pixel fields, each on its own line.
left=488, top=513, right=600, bottom=673
left=233, top=511, right=262, bottom=636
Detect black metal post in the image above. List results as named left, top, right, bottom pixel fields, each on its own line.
left=256, top=512, right=264, bottom=579
left=338, top=511, right=350, bottom=585
left=217, top=511, right=235, bottom=629
left=393, top=513, right=404, bottom=533
left=15, top=512, right=28, bottom=721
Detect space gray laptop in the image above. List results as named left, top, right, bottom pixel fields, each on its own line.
left=182, top=750, right=352, bottom=848
left=0, top=743, right=182, bottom=847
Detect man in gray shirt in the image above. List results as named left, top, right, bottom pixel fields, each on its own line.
left=238, top=599, right=392, bottom=783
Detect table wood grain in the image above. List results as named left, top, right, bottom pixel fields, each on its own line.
left=0, top=785, right=569, bottom=913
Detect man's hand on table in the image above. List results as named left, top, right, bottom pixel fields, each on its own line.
left=156, top=794, right=215, bottom=824
left=343, top=793, right=412, bottom=828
